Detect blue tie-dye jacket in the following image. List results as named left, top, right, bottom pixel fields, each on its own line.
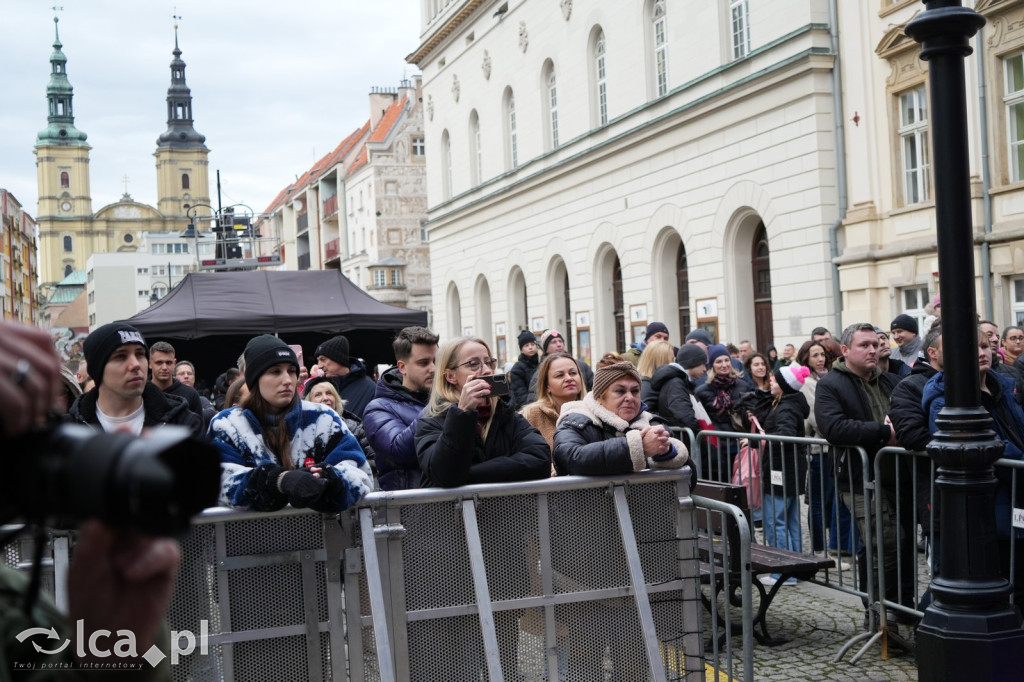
left=210, top=399, right=373, bottom=512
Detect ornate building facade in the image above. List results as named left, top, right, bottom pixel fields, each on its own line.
left=34, top=18, right=211, bottom=288
left=0, top=189, right=41, bottom=323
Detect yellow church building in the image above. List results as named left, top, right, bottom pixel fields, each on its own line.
left=34, top=18, right=211, bottom=287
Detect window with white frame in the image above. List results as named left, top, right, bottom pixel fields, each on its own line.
left=899, top=86, right=930, bottom=204
left=373, top=269, right=387, bottom=287
left=1005, top=53, right=1024, bottom=182
left=390, top=268, right=403, bottom=286
left=1013, top=276, right=1024, bottom=326
left=901, top=284, right=930, bottom=331
left=653, top=0, right=668, bottom=97
left=730, top=0, right=750, bottom=60
left=507, top=92, right=519, bottom=168
left=441, top=130, right=452, bottom=200
left=412, top=136, right=425, bottom=156
left=548, top=68, right=559, bottom=148
left=595, top=31, right=608, bottom=125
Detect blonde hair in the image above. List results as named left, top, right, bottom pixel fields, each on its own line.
left=303, top=379, right=345, bottom=412
left=637, top=339, right=674, bottom=378
left=425, top=336, right=499, bottom=438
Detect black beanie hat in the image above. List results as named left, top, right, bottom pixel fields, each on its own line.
left=518, top=329, right=537, bottom=350
left=890, top=314, right=919, bottom=336
left=244, top=334, right=299, bottom=389
left=676, top=344, right=708, bottom=370
left=315, top=335, right=350, bottom=366
left=83, top=322, right=146, bottom=386
left=646, top=321, right=669, bottom=340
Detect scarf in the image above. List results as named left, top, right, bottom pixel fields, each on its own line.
left=709, top=374, right=737, bottom=416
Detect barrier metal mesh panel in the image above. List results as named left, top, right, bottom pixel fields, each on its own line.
left=168, top=512, right=334, bottom=682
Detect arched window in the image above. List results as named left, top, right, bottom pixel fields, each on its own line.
left=542, top=60, right=559, bottom=149
left=751, top=221, right=774, bottom=350
left=63, top=235, right=73, bottom=252
left=594, top=30, right=608, bottom=126
left=181, top=173, right=190, bottom=190
left=505, top=89, right=519, bottom=169
left=60, top=171, right=70, bottom=189
left=469, top=110, right=482, bottom=185
left=64, top=264, right=73, bottom=278
left=652, top=0, right=668, bottom=97
left=441, top=129, right=453, bottom=200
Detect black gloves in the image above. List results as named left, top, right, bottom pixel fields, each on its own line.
left=278, top=469, right=328, bottom=509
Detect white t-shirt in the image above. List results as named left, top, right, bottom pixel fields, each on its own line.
left=96, top=403, right=146, bottom=436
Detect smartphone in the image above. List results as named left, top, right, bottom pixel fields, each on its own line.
left=479, top=374, right=510, bottom=397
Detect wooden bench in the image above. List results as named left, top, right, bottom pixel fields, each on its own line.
left=694, top=480, right=835, bottom=646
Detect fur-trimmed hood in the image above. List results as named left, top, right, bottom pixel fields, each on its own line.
left=557, top=393, right=655, bottom=433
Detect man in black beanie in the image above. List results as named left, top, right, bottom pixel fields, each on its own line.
left=509, top=330, right=539, bottom=409
left=68, top=322, right=202, bottom=436
left=889, top=314, right=922, bottom=367
left=648, top=343, right=708, bottom=432
left=314, top=334, right=376, bottom=418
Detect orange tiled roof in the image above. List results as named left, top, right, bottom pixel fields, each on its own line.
left=348, top=147, right=369, bottom=174
left=368, top=96, right=407, bottom=144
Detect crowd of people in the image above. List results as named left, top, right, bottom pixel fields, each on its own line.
left=6, top=305, right=1024, bottom=676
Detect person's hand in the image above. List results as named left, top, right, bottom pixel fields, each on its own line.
left=641, top=425, right=671, bottom=457
left=68, top=521, right=180, bottom=660
left=457, top=376, right=491, bottom=412
left=0, top=322, right=61, bottom=437
left=278, top=470, right=328, bottom=508
left=887, top=423, right=899, bottom=446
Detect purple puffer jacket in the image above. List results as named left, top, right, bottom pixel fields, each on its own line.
left=363, top=366, right=428, bottom=491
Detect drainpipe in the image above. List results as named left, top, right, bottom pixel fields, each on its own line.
left=976, top=33, right=995, bottom=321
left=828, top=0, right=848, bottom=334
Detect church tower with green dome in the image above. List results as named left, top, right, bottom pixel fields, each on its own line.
left=34, top=15, right=94, bottom=286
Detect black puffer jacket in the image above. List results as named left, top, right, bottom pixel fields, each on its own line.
left=327, top=360, right=377, bottom=419
left=648, top=363, right=700, bottom=432
left=415, top=399, right=550, bottom=487
left=553, top=394, right=692, bottom=479
left=509, top=353, right=539, bottom=409
left=68, top=382, right=203, bottom=437
left=888, top=361, right=938, bottom=452
left=760, top=392, right=810, bottom=497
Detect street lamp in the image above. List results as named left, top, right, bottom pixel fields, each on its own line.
left=905, top=2, right=1024, bottom=679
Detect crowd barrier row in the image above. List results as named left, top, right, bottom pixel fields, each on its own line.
left=3, top=469, right=756, bottom=682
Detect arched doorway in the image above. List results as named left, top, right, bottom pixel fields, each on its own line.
left=548, top=258, right=573, bottom=353
left=677, top=243, right=691, bottom=337
left=508, top=267, right=528, bottom=335
left=612, top=256, right=625, bottom=354
left=475, top=275, right=493, bottom=351
left=595, top=246, right=625, bottom=357
left=751, top=221, right=773, bottom=351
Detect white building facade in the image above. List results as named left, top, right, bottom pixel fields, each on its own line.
left=411, top=0, right=841, bottom=365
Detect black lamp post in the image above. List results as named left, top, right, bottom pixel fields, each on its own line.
left=905, top=2, right=1024, bottom=679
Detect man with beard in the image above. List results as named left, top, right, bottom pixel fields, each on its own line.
left=69, top=323, right=201, bottom=436
left=363, top=327, right=440, bottom=490
left=875, top=327, right=910, bottom=378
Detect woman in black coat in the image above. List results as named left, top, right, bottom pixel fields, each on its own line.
left=695, top=344, right=752, bottom=480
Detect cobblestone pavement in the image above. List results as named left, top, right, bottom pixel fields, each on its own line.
left=736, top=579, right=919, bottom=681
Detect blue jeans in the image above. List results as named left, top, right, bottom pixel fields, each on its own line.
left=763, top=493, right=802, bottom=553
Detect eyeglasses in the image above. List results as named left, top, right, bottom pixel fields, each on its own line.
left=1008, top=335, right=1024, bottom=342
left=457, top=356, right=498, bottom=373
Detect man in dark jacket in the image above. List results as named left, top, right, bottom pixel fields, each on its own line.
left=363, top=326, right=439, bottom=490
left=648, top=344, right=708, bottom=433
left=149, top=341, right=205, bottom=420
left=814, top=322, right=909, bottom=622
left=315, top=334, right=377, bottom=418
left=509, top=329, right=540, bottom=409
left=69, top=322, right=202, bottom=437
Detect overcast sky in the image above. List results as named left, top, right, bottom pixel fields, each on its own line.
left=0, top=2, right=422, bottom=216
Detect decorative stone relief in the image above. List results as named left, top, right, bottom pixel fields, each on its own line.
left=482, top=50, right=492, bottom=81
left=519, top=21, right=528, bottom=53
left=452, top=74, right=461, bottom=103
left=427, top=94, right=434, bottom=121
left=560, top=0, right=572, bottom=21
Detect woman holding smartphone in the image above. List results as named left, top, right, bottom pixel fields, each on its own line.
left=415, top=336, right=550, bottom=487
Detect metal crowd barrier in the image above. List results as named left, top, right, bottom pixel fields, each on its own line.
left=344, top=469, right=712, bottom=681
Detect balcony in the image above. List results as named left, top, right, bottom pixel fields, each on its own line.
left=297, top=213, right=309, bottom=232
left=322, top=195, right=339, bottom=218
left=324, top=239, right=340, bottom=262
left=297, top=253, right=311, bottom=270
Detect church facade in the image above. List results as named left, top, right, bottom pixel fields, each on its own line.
left=34, top=18, right=211, bottom=288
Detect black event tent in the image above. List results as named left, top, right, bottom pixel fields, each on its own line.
left=124, top=270, right=427, bottom=389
